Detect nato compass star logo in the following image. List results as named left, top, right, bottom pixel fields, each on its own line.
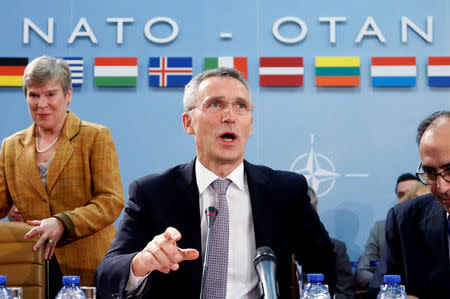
left=290, top=134, right=368, bottom=197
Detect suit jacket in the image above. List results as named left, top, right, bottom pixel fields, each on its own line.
left=331, top=238, right=355, bottom=299
left=368, top=194, right=450, bottom=298
left=354, top=220, right=385, bottom=289
left=95, top=159, right=336, bottom=299
left=0, top=111, right=124, bottom=285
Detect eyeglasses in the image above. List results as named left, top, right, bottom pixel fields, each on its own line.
left=188, top=99, right=253, bottom=116
left=415, top=162, right=450, bottom=185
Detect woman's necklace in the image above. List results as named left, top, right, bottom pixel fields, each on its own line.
left=35, top=126, right=60, bottom=153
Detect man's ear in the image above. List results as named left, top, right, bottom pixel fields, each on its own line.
left=182, top=112, right=194, bottom=135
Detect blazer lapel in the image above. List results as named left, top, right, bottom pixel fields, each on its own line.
left=17, top=125, right=48, bottom=200
left=419, top=198, right=449, bottom=264
left=244, top=160, right=273, bottom=248
left=46, top=111, right=80, bottom=193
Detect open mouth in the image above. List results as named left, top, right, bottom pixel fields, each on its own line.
left=220, top=132, right=236, bottom=142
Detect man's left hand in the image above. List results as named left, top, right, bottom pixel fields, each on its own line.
left=24, top=217, right=65, bottom=259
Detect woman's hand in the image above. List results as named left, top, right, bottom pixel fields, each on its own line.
left=24, top=217, right=65, bottom=259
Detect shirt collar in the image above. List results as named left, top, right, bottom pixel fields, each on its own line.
left=195, top=159, right=245, bottom=194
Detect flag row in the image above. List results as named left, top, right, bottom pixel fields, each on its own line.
left=1, top=56, right=450, bottom=88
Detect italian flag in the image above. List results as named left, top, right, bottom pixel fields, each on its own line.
left=94, top=57, right=138, bottom=86
left=204, top=57, right=248, bottom=80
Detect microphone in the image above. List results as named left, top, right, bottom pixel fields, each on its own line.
left=200, top=206, right=218, bottom=299
left=254, top=246, right=279, bottom=299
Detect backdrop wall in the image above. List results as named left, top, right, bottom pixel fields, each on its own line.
left=1, top=0, right=449, bottom=261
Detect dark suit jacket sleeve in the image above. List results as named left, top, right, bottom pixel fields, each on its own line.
left=95, top=180, right=154, bottom=299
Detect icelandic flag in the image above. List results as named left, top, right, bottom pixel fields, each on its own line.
left=371, top=57, right=416, bottom=87
left=428, top=57, right=450, bottom=87
left=63, top=57, right=83, bottom=87
left=149, top=57, right=193, bottom=87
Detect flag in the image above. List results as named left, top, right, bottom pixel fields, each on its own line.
left=0, top=57, right=28, bottom=87
left=371, top=57, right=416, bottom=87
left=149, top=57, right=192, bottom=87
left=428, top=57, right=450, bottom=86
left=63, top=57, right=83, bottom=87
left=315, top=56, right=360, bottom=86
left=259, top=57, right=303, bottom=86
left=94, top=57, right=138, bottom=86
left=204, top=57, right=248, bottom=80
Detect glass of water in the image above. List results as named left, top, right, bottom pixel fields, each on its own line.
left=80, top=286, right=96, bottom=299
left=7, top=287, right=23, bottom=299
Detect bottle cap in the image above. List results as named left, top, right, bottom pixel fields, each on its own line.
left=383, top=274, right=401, bottom=283
left=0, top=275, right=6, bottom=285
left=307, top=273, right=324, bottom=282
left=62, top=275, right=81, bottom=285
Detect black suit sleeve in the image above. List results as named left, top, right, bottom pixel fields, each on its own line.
left=95, top=180, right=155, bottom=299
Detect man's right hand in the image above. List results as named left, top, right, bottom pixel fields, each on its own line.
left=131, top=227, right=199, bottom=277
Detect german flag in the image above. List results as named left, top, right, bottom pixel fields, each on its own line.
left=0, top=58, right=28, bottom=87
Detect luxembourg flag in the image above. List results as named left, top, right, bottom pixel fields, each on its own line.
left=371, top=57, right=416, bottom=87
left=428, top=57, right=450, bottom=86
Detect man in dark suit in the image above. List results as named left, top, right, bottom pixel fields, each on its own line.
left=368, top=111, right=450, bottom=299
left=95, top=67, right=336, bottom=298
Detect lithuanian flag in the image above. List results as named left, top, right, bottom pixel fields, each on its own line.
left=0, top=58, right=28, bottom=87
left=94, top=57, right=138, bottom=87
left=315, top=57, right=360, bottom=86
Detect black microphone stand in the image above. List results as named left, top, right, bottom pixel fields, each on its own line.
left=200, top=206, right=218, bottom=299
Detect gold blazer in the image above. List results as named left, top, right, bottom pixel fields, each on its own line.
left=0, top=111, right=125, bottom=285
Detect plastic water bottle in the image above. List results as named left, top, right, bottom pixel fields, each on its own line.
left=377, top=275, right=407, bottom=299
left=55, top=276, right=87, bottom=299
left=300, top=273, right=331, bottom=299
left=0, top=276, right=12, bottom=299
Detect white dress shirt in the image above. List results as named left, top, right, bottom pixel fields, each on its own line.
left=126, top=160, right=260, bottom=298
left=196, top=160, right=259, bottom=299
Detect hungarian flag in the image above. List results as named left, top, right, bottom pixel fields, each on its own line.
left=371, top=57, right=416, bottom=87
left=94, top=57, right=138, bottom=86
left=149, top=57, right=192, bottom=87
left=63, top=57, right=83, bottom=87
left=259, top=57, right=303, bottom=86
left=315, top=56, right=360, bottom=86
left=204, top=57, right=248, bottom=80
left=0, top=57, right=28, bottom=87
left=428, top=56, right=450, bottom=86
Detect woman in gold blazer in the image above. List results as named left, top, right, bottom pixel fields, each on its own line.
left=0, top=56, right=124, bottom=285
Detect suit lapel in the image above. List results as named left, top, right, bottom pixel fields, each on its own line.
left=46, top=111, right=79, bottom=193
left=244, top=160, right=273, bottom=248
left=419, top=197, right=449, bottom=263
left=17, top=126, right=48, bottom=200
left=174, top=159, right=202, bottom=291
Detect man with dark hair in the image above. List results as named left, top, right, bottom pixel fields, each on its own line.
left=369, top=110, right=450, bottom=298
left=95, top=67, right=336, bottom=299
left=394, top=173, right=419, bottom=200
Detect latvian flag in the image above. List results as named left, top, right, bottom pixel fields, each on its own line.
left=149, top=57, right=192, bottom=87
left=428, top=57, right=450, bottom=86
left=204, top=57, right=248, bottom=80
left=0, top=57, right=28, bottom=87
left=371, top=57, right=416, bottom=87
left=315, top=56, right=360, bottom=86
left=94, top=57, right=138, bottom=87
left=63, top=57, right=83, bottom=87
left=259, top=57, right=303, bottom=86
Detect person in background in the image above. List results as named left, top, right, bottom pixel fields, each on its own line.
left=368, top=111, right=450, bottom=298
left=354, top=173, right=420, bottom=293
left=95, top=67, right=336, bottom=299
left=0, top=56, right=125, bottom=285
left=398, top=181, right=431, bottom=204
left=309, top=187, right=355, bottom=299
left=7, top=204, right=24, bottom=222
